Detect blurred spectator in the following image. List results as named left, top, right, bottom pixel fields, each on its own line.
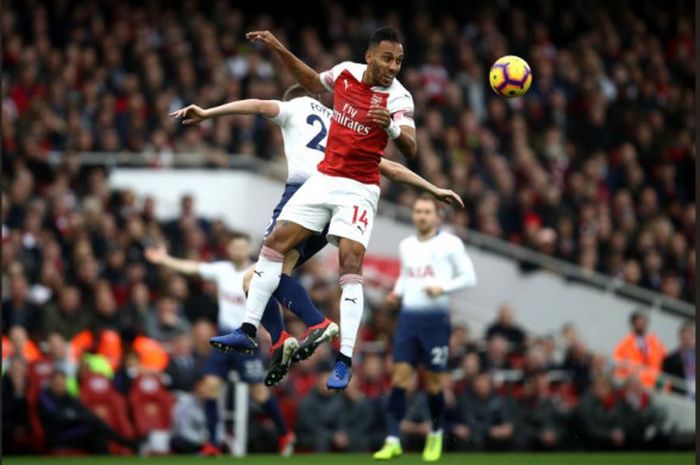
left=514, top=373, right=566, bottom=451
left=2, top=356, right=32, bottom=454
left=2, top=273, right=41, bottom=338
left=577, top=376, right=627, bottom=450
left=38, top=369, right=138, bottom=454
left=41, top=286, right=91, bottom=341
left=485, top=304, right=527, bottom=353
left=613, top=310, right=667, bottom=389
left=661, top=321, right=695, bottom=398
left=144, top=296, right=192, bottom=345
left=454, top=372, right=516, bottom=451
left=619, top=375, right=669, bottom=449
left=164, top=330, right=207, bottom=392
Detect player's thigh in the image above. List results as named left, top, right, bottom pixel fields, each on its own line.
left=248, top=383, right=270, bottom=403
left=391, top=362, right=415, bottom=389
left=292, top=225, right=329, bottom=270
left=327, top=180, right=380, bottom=251
left=275, top=176, right=332, bottom=243
left=265, top=219, right=316, bottom=254
left=199, top=374, right=223, bottom=399
left=418, top=313, right=451, bottom=373
left=391, top=316, right=420, bottom=378
left=424, top=370, right=446, bottom=394
left=281, top=249, right=301, bottom=275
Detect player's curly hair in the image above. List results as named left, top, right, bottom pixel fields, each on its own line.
left=368, top=26, right=402, bottom=49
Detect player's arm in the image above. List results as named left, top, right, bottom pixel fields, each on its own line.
left=386, top=245, right=407, bottom=309
left=144, top=244, right=200, bottom=275
left=246, top=30, right=326, bottom=94
left=379, top=159, right=464, bottom=208
left=425, top=242, right=477, bottom=297
left=368, top=107, right=417, bottom=159
left=169, top=100, right=280, bottom=125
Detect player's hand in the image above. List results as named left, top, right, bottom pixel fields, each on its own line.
left=385, top=291, right=401, bottom=308
left=144, top=244, right=168, bottom=264
left=169, top=105, right=208, bottom=125
left=424, top=286, right=445, bottom=297
left=368, top=105, right=391, bottom=129
left=433, top=188, right=465, bottom=208
left=245, top=30, right=285, bottom=51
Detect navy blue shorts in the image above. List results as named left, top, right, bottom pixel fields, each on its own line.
left=265, top=182, right=329, bottom=268
left=392, top=310, right=451, bottom=372
left=203, top=332, right=265, bottom=383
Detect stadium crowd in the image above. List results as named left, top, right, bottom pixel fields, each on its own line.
left=1, top=0, right=695, bottom=457
left=2, top=0, right=695, bottom=302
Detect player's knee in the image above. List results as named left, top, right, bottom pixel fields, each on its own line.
left=426, top=373, right=444, bottom=394
left=250, top=383, right=269, bottom=403
left=391, top=365, right=414, bottom=389
left=199, top=375, right=222, bottom=399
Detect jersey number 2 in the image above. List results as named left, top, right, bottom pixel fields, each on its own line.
left=305, top=114, right=327, bottom=153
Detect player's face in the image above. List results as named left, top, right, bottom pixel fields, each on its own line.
left=227, top=238, right=251, bottom=265
left=412, top=199, right=439, bottom=234
left=366, top=41, right=404, bottom=87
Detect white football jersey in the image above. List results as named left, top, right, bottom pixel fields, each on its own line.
left=393, top=231, right=477, bottom=311
left=266, top=96, right=332, bottom=184
left=198, top=261, right=250, bottom=331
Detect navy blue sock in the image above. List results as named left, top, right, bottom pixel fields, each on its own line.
left=387, top=387, right=406, bottom=437
left=273, top=274, right=324, bottom=326
left=262, top=397, right=288, bottom=436
left=428, top=392, right=445, bottom=432
left=260, top=298, right=284, bottom=344
left=204, top=399, right=219, bottom=445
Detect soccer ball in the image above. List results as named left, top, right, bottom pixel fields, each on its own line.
left=489, top=55, right=533, bottom=98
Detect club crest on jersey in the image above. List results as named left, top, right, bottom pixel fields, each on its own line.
left=408, top=265, right=436, bottom=278
left=370, top=93, right=383, bottom=106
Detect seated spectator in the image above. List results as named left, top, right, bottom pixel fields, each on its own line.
left=357, top=352, right=390, bottom=400
left=164, top=330, right=207, bottom=392
left=454, top=372, right=516, bottom=451
left=41, top=286, right=91, bottom=340
left=71, top=326, right=123, bottom=371
left=485, top=303, right=527, bottom=353
left=4, top=326, right=41, bottom=364
left=448, top=324, right=478, bottom=370
left=2, top=356, right=32, bottom=454
left=37, top=368, right=139, bottom=454
left=613, top=310, right=667, bottom=389
left=479, top=335, right=513, bottom=374
left=144, top=295, right=191, bottom=346
left=514, top=372, right=567, bottom=451
left=619, top=375, right=669, bottom=449
left=170, top=390, right=208, bottom=454
left=562, top=338, right=593, bottom=395
left=2, top=273, right=41, bottom=338
left=661, top=320, right=695, bottom=398
left=577, top=376, right=627, bottom=450
left=91, top=280, right=121, bottom=332
left=296, top=360, right=372, bottom=452
left=117, top=282, right=152, bottom=335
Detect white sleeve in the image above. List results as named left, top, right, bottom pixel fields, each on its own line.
left=388, top=90, right=415, bottom=128
left=442, top=240, right=477, bottom=293
left=198, top=262, right=227, bottom=281
left=392, top=242, right=407, bottom=296
left=318, top=61, right=352, bottom=93
left=266, top=100, right=292, bottom=126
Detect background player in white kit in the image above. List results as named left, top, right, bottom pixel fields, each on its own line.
left=169, top=84, right=462, bottom=388
left=374, top=195, right=477, bottom=462
left=144, top=234, right=296, bottom=456
left=221, top=27, right=423, bottom=391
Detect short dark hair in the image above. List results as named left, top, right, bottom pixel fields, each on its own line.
left=229, top=232, right=251, bottom=243
left=283, top=84, right=317, bottom=101
left=629, top=309, right=648, bottom=325
left=368, top=27, right=402, bottom=49
left=414, top=193, right=440, bottom=211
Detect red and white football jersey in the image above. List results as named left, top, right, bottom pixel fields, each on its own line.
left=318, top=61, right=415, bottom=185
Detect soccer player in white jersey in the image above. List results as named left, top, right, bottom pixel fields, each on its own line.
left=171, top=83, right=461, bottom=388
left=374, top=195, right=477, bottom=462
left=219, top=26, right=423, bottom=390
left=144, top=234, right=296, bottom=456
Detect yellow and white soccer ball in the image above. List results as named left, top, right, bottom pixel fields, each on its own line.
left=489, top=55, right=533, bottom=98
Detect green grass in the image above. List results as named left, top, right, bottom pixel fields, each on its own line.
left=3, top=453, right=695, bottom=465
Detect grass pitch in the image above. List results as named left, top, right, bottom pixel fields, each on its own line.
left=3, top=452, right=695, bottom=465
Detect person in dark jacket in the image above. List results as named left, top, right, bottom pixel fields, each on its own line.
left=661, top=321, right=695, bottom=398
left=2, top=356, right=32, bottom=454
left=514, top=372, right=567, bottom=450
left=37, top=368, right=138, bottom=454
left=485, top=304, right=527, bottom=354
left=577, top=376, right=627, bottom=450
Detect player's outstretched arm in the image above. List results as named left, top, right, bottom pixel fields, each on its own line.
left=379, top=159, right=465, bottom=208
left=246, top=30, right=326, bottom=94
left=169, top=100, right=280, bottom=125
left=369, top=106, right=417, bottom=159
left=144, top=244, right=200, bottom=275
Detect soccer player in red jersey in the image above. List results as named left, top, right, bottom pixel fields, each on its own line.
left=213, top=27, right=420, bottom=390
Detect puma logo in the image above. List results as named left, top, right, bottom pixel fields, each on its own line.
left=344, top=297, right=357, bottom=304
left=253, top=270, right=263, bottom=277
left=356, top=225, right=365, bottom=234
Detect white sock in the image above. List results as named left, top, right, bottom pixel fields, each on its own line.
left=243, top=246, right=284, bottom=327
left=386, top=436, right=400, bottom=445
left=339, top=274, right=364, bottom=358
